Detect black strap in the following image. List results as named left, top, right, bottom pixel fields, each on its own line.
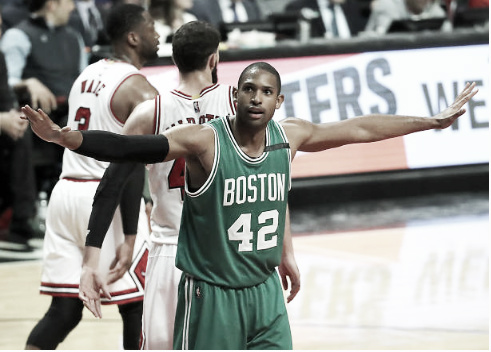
left=264, top=143, right=290, bottom=152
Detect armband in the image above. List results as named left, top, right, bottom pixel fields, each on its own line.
left=85, top=162, right=139, bottom=248
left=76, top=131, right=169, bottom=164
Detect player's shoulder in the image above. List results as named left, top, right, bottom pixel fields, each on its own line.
left=206, top=83, right=236, bottom=95
left=116, top=72, right=158, bottom=99
left=280, top=117, right=310, bottom=138
left=81, top=59, right=140, bottom=80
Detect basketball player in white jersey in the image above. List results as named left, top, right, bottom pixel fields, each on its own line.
left=25, top=4, right=160, bottom=350
left=77, top=21, right=301, bottom=349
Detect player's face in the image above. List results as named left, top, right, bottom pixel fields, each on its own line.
left=235, top=68, right=284, bottom=128
left=138, top=12, right=160, bottom=61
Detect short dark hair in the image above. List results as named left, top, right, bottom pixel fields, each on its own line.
left=28, top=0, right=49, bottom=12
left=105, top=4, right=146, bottom=43
left=172, top=21, right=220, bottom=73
left=238, top=62, right=282, bottom=93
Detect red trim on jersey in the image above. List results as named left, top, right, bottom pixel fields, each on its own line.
left=171, top=83, right=220, bottom=100
left=108, top=287, right=140, bottom=297
left=41, top=282, right=79, bottom=288
left=228, top=86, right=237, bottom=115
left=40, top=291, right=78, bottom=298
left=101, top=296, right=143, bottom=305
left=109, top=73, right=146, bottom=125
left=170, top=89, right=191, bottom=100
left=39, top=291, right=144, bottom=305
left=62, top=177, right=101, bottom=182
left=153, top=95, right=161, bottom=135
left=200, top=83, right=220, bottom=96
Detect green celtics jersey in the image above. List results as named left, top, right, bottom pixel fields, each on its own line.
left=176, top=116, right=291, bottom=288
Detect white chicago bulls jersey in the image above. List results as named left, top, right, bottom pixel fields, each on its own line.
left=147, top=84, right=236, bottom=244
left=40, top=59, right=150, bottom=305
left=61, top=59, right=144, bottom=180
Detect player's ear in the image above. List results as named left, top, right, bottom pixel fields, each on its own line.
left=275, top=94, right=284, bottom=109
left=127, top=31, right=139, bottom=47
left=209, top=52, right=218, bottom=71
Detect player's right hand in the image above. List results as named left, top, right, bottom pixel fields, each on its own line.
left=20, top=105, right=81, bottom=150
left=107, top=239, right=134, bottom=285
left=79, top=266, right=112, bottom=318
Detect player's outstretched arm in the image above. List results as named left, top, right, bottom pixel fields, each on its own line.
left=22, top=104, right=170, bottom=163
left=284, top=82, right=478, bottom=153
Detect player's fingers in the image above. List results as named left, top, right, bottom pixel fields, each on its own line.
left=281, top=274, right=288, bottom=291
left=109, top=258, right=117, bottom=270
left=21, top=105, right=36, bottom=120
left=287, top=283, right=301, bottom=303
left=94, top=300, right=103, bottom=318
left=107, top=269, right=124, bottom=285
left=79, top=290, right=89, bottom=303
left=83, top=299, right=101, bottom=318
left=100, top=284, right=112, bottom=300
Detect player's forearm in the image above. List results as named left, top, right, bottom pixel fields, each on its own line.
left=119, top=163, right=145, bottom=236
left=75, top=130, right=168, bottom=163
left=282, top=206, right=294, bottom=261
left=350, top=114, right=440, bottom=143
left=85, top=163, right=137, bottom=248
left=82, top=246, right=101, bottom=269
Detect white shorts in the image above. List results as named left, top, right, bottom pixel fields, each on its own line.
left=141, top=241, right=181, bottom=350
left=40, top=178, right=150, bottom=305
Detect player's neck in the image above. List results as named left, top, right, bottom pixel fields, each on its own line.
left=228, top=116, right=266, bottom=158
left=178, top=70, right=215, bottom=96
left=113, top=52, right=142, bottom=69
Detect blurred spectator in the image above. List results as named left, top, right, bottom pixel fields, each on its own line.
left=363, top=0, right=446, bottom=34
left=189, top=0, right=263, bottom=28
left=0, top=0, right=87, bottom=208
left=1, top=0, right=87, bottom=115
left=68, top=0, right=108, bottom=55
left=285, top=0, right=367, bottom=38
left=112, top=0, right=149, bottom=6
left=0, top=10, right=38, bottom=254
left=149, top=0, right=197, bottom=56
left=256, top=0, right=287, bottom=16
left=1, top=0, right=30, bottom=33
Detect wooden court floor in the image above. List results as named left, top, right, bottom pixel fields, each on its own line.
left=0, top=205, right=488, bottom=349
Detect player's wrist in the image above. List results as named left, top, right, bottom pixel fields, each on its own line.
left=82, top=246, right=101, bottom=269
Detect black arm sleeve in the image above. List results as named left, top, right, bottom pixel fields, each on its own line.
left=75, top=130, right=169, bottom=164
left=119, top=163, right=146, bottom=235
left=85, top=162, right=139, bottom=248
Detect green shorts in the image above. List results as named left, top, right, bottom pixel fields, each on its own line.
left=173, top=271, right=292, bottom=350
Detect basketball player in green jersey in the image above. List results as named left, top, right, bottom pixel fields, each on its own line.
left=21, top=63, right=478, bottom=349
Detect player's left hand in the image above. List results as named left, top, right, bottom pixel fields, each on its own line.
left=433, top=82, right=478, bottom=129
left=279, top=253, right=301, bottom=303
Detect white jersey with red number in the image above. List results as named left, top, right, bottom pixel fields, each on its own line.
left=40, top=59, right=150, bottom=304
left=61, top=59, right=145, bottom=180
left=146, top=84, right=236, bottom=245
